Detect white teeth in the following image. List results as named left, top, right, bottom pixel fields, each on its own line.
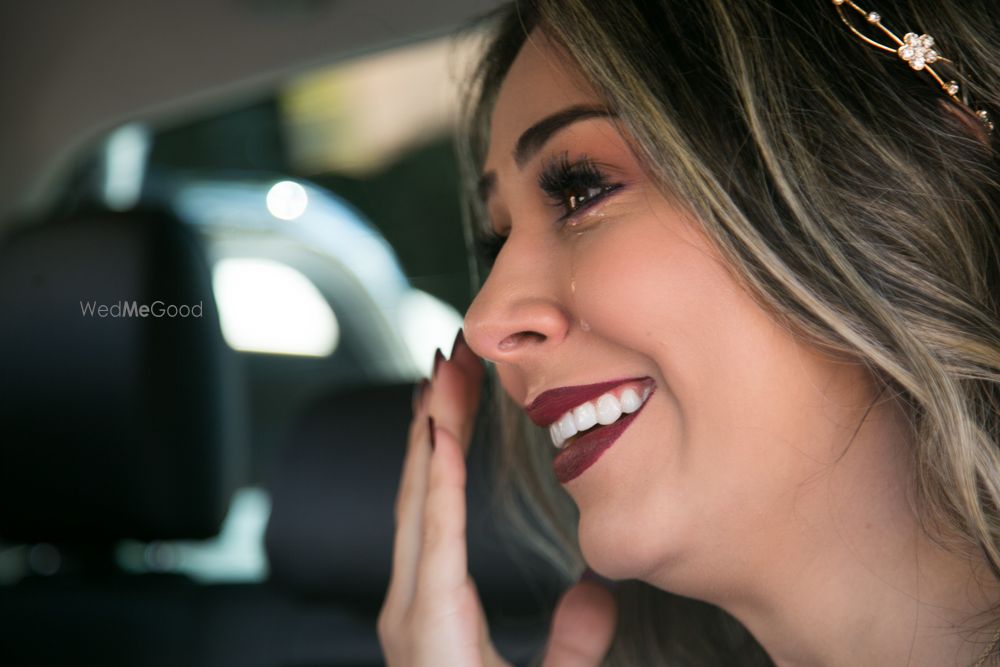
left=556, top=413, right=578, bottom=442
left=596, top=394, right=622, bottom=425
left=548, top=383, right=653, bottom=449
left=573, top=402, right=598, bottom=432
left=619, top=388, right=642, bottom=413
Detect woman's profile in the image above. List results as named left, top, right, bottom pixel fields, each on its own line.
left=377, top=0, right=1000, bottom=664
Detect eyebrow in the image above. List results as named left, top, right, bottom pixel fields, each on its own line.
left=477, top=104, right=614, bottom=204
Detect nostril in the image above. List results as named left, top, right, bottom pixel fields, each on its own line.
left=498, top=332, right=545, bottom=351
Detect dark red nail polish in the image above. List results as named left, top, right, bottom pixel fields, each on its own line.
left=432, top=348, right=445, bottom=377
left=428, top=416, right=436, bottom=451
left=450, top=328, right=466, bottom=358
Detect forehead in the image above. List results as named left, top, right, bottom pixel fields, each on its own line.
left=486, top=30, right=603, bottom=166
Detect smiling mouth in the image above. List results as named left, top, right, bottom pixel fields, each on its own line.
left=548, top=380, right=653, bottom=450
left=550, top=383, right=654, bottom=484
left=557, top=423, right=605, bottom=449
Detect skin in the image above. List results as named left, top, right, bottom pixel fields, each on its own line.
left=380, top=30, right=1000, bottom=667
left=377, top=329, right=617, bottom=667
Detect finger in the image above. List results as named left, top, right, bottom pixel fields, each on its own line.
left=387, top=335, right=470, bottom=609
left=429, top=334, right=484, bottom=452
left=411, top=377, right=429, bottom=415
left=540, top=579, right=618, bottom=667
left=415, top=422, right=469, bottom=597
left=385, top=407, right=434, bottom=611
left=449, top=328, right=484, bottom=380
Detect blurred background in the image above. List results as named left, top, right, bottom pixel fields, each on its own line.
left=0, top=2, right=562, bottom=665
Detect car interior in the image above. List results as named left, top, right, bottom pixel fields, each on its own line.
left=0, top=1, right=565, bottom=665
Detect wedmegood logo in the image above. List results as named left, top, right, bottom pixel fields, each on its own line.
left=79, top=300, right=204, bottom=318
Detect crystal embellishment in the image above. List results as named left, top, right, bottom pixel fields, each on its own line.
left=897, top=32, right=939, bottom=71
left=945, top=80, right=960, bottom=96
left=977, top=110, right=995, bottom=132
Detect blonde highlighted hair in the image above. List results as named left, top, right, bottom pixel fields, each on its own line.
left=457, top=1, right=1000, bottom=663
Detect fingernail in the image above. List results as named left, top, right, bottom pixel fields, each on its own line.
left=580, top=567, right=618, bottom=591
left=428, top=416, right=436, bottom=451
left=449, top=328, right=466, bottom=358
left=412, top=378, right=429, bottom=413
left=432, top=348, right=445, bottom=378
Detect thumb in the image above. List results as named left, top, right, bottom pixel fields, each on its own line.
left=540, top=572, right=618, bottom=667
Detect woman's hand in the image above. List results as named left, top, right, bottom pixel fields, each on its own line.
left=377, top=330, right=618, bottom=667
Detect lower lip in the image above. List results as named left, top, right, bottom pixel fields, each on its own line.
left=551, top=387, right=654, bottom=484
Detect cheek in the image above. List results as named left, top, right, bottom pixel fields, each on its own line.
left=571, top=208, right=813, bottom=452
left=567, top=211, right=825, bottom=575
left=568, top=208, right=740, bottom=374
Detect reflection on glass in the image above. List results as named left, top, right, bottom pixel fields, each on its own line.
left=102, top=123, right=151, bottom=211
left=266, top=180, right=309, bottom=221
left=212, top=257, right=339, bottom=357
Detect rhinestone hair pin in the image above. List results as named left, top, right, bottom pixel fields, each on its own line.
left=832, top=0, right=994, bottom=133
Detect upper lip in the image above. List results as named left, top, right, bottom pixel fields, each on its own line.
left=524, top=376, right=652, bottom=427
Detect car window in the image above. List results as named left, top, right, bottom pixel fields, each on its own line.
left=2, top=33, right=479, bottom=586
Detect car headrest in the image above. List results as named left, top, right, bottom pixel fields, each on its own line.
left=0, top=210, right=241, bottom=543
left=265, top=382, right=562, bottom=613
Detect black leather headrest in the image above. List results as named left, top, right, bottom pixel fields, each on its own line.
left=265, top=382, right=561, bottom=612
left=0, top=210, right=240, bottom=543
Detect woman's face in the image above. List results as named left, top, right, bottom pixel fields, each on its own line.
left=463, top=31, right=895, bottom=589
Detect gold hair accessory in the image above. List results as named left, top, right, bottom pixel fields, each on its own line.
left=831, top=0, right=994, bottom=134
left=971, top=624, right=1000, bottom=667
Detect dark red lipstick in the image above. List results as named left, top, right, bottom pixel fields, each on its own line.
left=524, top=376, right=651, bottom=427
left=525, top=377, right=656, bottom=484
left=551, top=382, right=655, bottom=484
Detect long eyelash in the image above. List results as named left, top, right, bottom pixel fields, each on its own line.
left=473, top=154, right=616, bottom=268
left=474, top=227, right=506, bottom=267
left=537, top=152, right=611, bottom=213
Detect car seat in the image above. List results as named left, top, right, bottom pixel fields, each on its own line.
left=0, top=209, right=242, bottom=666
left=263, top=381, right=564, bottom=667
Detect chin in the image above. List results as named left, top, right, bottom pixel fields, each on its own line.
left=575, top=493, right=703, bottom=594
left=576, top=505, right=662, bottom=582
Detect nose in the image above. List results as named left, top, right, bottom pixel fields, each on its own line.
left=463, top=234, right=572, bottom=365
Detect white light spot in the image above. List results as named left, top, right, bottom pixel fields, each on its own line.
left=212, top=257, right=338, bottom=357
left=266, top=180, right=309, bottom=221
left=103, top=123, right=150, bottom=211
left=169, top=488, right=271, bottom=583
